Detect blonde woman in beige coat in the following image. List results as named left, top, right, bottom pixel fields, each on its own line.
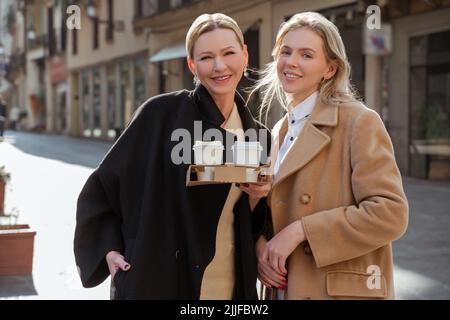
left=252, top=12, right=409, bottom=300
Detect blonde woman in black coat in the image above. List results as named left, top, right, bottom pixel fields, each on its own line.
left=74, top=13, right=271, bottom=300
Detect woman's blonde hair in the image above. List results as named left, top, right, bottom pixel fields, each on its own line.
left=250, top=12, right=357, bottom=123
left=185, top=13, right=244, bottom=59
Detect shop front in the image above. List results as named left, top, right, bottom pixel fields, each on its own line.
left=76, top=53, right=148, bottom=140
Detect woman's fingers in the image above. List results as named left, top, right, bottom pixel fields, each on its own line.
left=258, top=269, right=278, bottom=288
left=106, top=251, right=131, bottom=278
left=265, top=239, right=289, bottom=276
left=259, top=273, right=278, bottom=288
left=269, top=254, right=280, bottom=274
left=237, top=183, right=271, bottom=198
left=278, top=256, right=288, bottom=275
left=260, top=248, right=287, bottom=287
left=259, top=277, right=272, bottom=289
left=113, top=255, right=131, bottom=271
left=259, top=264, right=287, bottom=288
left=257, top=241, right=288, bottom=290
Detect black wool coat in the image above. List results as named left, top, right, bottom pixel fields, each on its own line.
left=74, top=85, right=270, bottom=299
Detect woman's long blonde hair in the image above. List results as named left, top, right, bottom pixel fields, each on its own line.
left=250, top=12, right=358, bottom=123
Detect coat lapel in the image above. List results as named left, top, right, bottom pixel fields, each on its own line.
left=268, top=114, right=288, bottom=175
left=193, top=84, right=256, bottom=131
left=272, top=99, right=339, bottom=188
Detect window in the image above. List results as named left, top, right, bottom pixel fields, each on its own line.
left=134, top=57, right=148, bottom=108
left=158, top=0, right=170, bottom=12
left=47, top=6, right=56, bottom=56
left=93, top=18, right=99, bottom=49
left=107, top=66, right=117, bottom=139
left=158, top=61, right=166, bottom=93
left=72, top=29, right=78, bottom=55
left=106, top=0, right=114, bottom=41
left=92, top=68, right=102, bottom=138
left=81, top=70, right=91, bottom=137
left=120, top=62, right=132, bottom=127
left=409, top=30, right=450, bottom=179
left=61, top=8, right=67, bottom=52
left=135, top=0, right=157, bottom=17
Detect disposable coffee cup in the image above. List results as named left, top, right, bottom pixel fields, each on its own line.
left=231, top=141, right=262, bottom=167
left=193, top=141, right=224, bottom=165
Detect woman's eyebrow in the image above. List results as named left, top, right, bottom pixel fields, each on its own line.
left=221, top=45, right=236, bottom=51
left=198, top=46, right=236, bottom=55
left=281, top=45, right=316, bottom=52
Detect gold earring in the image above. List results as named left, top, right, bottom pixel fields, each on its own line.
left=244, top=66, right=249, bottom=78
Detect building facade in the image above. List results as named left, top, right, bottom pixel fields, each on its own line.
left=66, top=0, right=150, bottom=140
left=2, top=0, right=449, bottom=180
left=131, top=0, right=450, bottom=180
left=387, top=3, right=450, bottom=179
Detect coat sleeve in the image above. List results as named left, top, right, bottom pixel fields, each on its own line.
left=73, top=101, right=150, bottom=287
left=250, top=197, right=269, bottom=242
left=302, top=109, right=409, bottom=268
left=74, top=170, right=123, bottom=287
left=250, top=125, right=273, bottom=241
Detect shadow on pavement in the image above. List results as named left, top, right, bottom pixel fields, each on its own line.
left=2, top=131, right=113, bottom=169
left=392, top=177, right=450, bottom=299
left=0, top=275, right=38, bottom=298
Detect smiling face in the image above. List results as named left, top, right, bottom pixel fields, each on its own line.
left=187, top=28, right=248, bottom=99
left=276, top=27, right=336, bottom=106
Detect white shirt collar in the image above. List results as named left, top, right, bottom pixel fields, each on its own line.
left=288, top=91, right=319, bottom=124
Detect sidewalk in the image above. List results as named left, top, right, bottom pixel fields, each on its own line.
left=0, top=131, right=113, bottom=299
left=1, top=131, right=449, bottom=299
left=393, top=177, right=450, bottom=299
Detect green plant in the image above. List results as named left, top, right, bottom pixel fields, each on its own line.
left=37, top=88, right=46, bottom=103
left=0, top=166, right=11, bottom=183
left=420, top=102, right=450, bottom=140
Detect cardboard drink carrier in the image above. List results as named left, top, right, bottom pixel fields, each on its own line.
left=186, top=141, right=272, bottom=186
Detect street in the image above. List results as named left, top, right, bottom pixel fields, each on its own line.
left=0, top=131, right=449, bottom=299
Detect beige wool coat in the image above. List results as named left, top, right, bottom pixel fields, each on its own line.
left=267, top=99, right=409, bottom=300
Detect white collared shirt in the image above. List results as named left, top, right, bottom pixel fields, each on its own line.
left=273, top=91, right=318, bottom=176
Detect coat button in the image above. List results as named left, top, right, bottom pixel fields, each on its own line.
left=175, top=250, right=180, bottom=259
left=300, top=193, right=311, bottom=204
left=304, top=243, right=312, bottom=255
left=194, top=265, right=200, bottom=270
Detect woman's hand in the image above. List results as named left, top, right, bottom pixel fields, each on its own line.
left=106, top=251, right=131, bottom=279
left=237, top=182, right=271, bottom=211
left=256, top=236, right=288, bottom=290
left=262, top=220, right=306, bottom=275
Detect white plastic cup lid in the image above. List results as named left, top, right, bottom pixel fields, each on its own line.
left=193, top=140, right=224, bottom=150
left=231, top=141, right=262, bottom=150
